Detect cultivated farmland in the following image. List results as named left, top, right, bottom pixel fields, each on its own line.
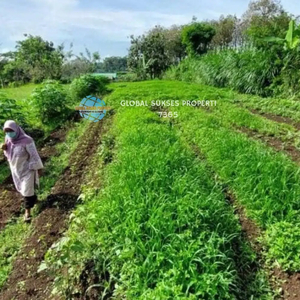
left=1, top=79, right=300, bottom=299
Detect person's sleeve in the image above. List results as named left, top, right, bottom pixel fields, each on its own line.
left=25, top=142, right=44, bottom=170
left=2, top=142, right=9, bottom=159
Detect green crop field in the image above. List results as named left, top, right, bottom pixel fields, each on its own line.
left=12, top=79, right=295, bottom=299
left=1, top=78, right=300, bottom=299
left=2, top=1, right=300, bottom=298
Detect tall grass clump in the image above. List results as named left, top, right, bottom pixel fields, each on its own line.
left=44, top=107, right=271, bottom=299
left=165, top=49, right=281, bottom=97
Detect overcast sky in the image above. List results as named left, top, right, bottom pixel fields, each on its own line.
left=0, top=0, right=298, bottom=58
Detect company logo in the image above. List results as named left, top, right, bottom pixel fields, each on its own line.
left=75, top=95, right=111, bottom=122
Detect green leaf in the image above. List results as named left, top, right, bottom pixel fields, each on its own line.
left=263, top=37, right=285, bottom=43
left=37, top=262, right=48, bottom=273
left=285, top=20, right=296, bottom=46
left=291, top=37, right=300, bottom=49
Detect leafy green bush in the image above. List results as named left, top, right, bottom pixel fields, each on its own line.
left=69, top=74, right=110, bottom=102
left=30, top=82, right=70, bottom=125
left=264, top=222, right=300, bottom=272
left=0, top=94, right=46, bottom=142
left=0, top=96, right=26, bottom=128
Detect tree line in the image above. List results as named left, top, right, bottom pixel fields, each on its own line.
left=0, top=36, right=127, bottom=87
left=0, top=0, right=297, bottom=86
left=127, top=0, right=296, bottom=79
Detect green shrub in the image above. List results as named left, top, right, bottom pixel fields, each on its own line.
left=0, top=96, right=26, bottom=128
left=264, top=221, right=300, bottom=271
left=30, top=82, right=70, bottom=125
left=69, top=74, right=110, bottom=102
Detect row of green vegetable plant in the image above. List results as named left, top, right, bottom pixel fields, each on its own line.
left=168, top=104, right=300, bottom=272
left=106, top=79, right=300, bottom=275
left=42, top=106, right=272, bottom=299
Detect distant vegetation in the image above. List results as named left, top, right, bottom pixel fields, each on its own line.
left=0, top=37, right=127, bottom=86
left=1, top=0, right=299, bottom=98
left=0, top=74, right=110, bottom=140
left=127, top=0, right=300, bottom=98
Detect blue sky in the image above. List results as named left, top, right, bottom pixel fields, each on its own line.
left=0, top=0, right=299, bottom=59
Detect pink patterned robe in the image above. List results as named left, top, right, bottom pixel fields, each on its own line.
left=7, top=142, right=43, bottom=197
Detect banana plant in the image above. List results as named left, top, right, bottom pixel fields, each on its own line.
left=284, top=20, right=300, bottom=50
left=264, top=20, right=300, bottom=50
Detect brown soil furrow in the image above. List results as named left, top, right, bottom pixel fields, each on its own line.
left=250, top=108, right=300, bottom=131
left=0, top=127, right=68, bottom=231
left=0, top=189, right=23, bottom=229
left=0, top=119, right=106, bottom=300
left=237, top=126, right=300, bottom=164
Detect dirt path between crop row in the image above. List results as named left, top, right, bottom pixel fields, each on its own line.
left=198, top=105, right=300, bottom=165
left=0, top=119, right=106, bottom=300
left=0, top=126, right=70, bottom=231
left=233, top=126, right=300, bottom=298
left=249, top=108, right=300, bottom=131
left=237, top=126, right=300, bottom=164
left=225, top=186, right=300, bottom=300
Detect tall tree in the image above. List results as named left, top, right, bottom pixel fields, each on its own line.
left=0, top=51, right=30, bottom=85
left=15, top=34, right=64, bottom=82
left=127, top=35, right=147, bottom=79
left=210, top=15, right=238, bottom=49
left=163, top=25, right=186, bottom=63
left=141, top=27, right=170, bottom=78
left=242, top=0, right=292, bottom=47
left=181, top=22, right=216, bottom=56
left=98, top=56, right=127, bottom=72
left=128, top=27, right=170, bottom=79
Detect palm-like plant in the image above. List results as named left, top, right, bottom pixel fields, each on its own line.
left=265, top=20, right=300, bottom=50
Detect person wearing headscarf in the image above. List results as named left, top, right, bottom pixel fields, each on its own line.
left=1, top=120, right=44, bottom=222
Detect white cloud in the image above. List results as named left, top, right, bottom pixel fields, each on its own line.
left=1, top=0, right=299, bottom=56
left=29, top=0, right=79, bottom=9
left=0, top=0, right=192, bottom=48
